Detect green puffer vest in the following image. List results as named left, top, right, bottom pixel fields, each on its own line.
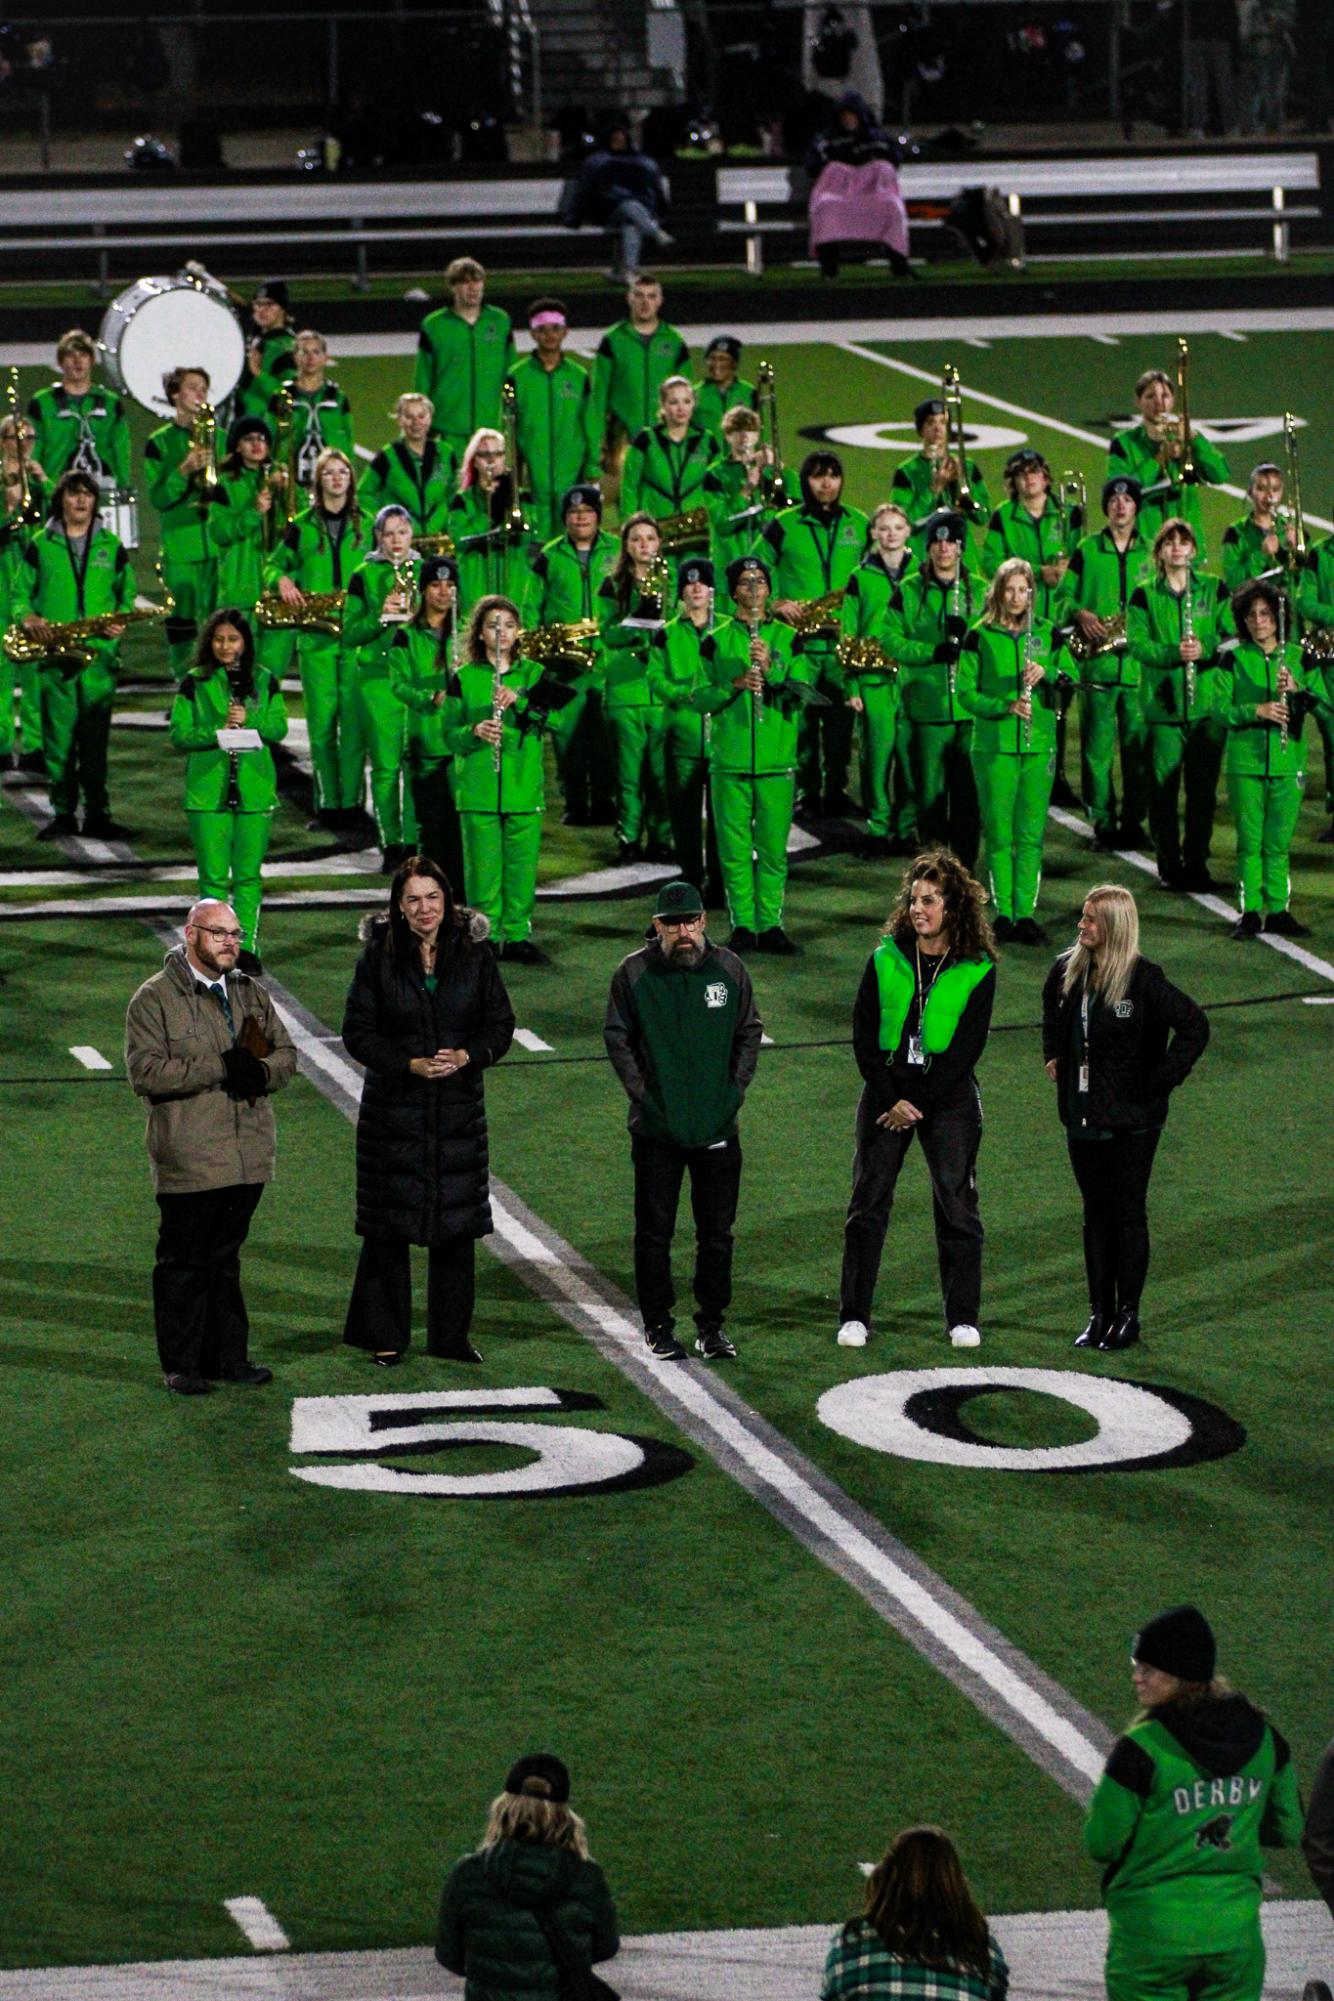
left=874, top=938, right=994, bottom=1055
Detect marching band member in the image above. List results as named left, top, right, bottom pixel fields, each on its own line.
left=207, top=416, right=280, bottom=622
left=527, top=482, right=618, bottom=827
left=692, top=335, right=758, bottom=452
left=1, top=409, right=49, bottom=771
left=1107, top=365, right=1230, bottom=558
left=981, top=449, right=1073, bottom=620
left=885, top=511, right=981, bottom=869
left=701, top=406, right=791, bottom=593
left=1221, top=459, right=1297, bottom=593
left=144, top=365, right=218, bottom=680
left=359, top=392, right=456, bottom=540
left=841, top=501, right=917, bottom=860
left=957, top=556, right=1061, bottom=943
left=587, top=274, right=690, bottom=486
left=891, top=397, right=990, bottom=546
left=619, top=374, right=712, bottom=528
left=26, top=329, right=132, bottom=493
left=413, top=257, right=516, bottom=461
left=1295, top=516, right=1334, bottom=843
left=1058, top=475, right=1151, bottom=851
left=341, top=504, right=422, bottom=869
left=12, top=470, right=134, bottom=840
left=1225, top=578, right=1327, bottom=939
left=236, top=279, right=296, bottom=420
left=273, top=330, right=355, bottom=493
left=506, top=298, right=594, bottom=543
left=170, top=607, right=287, bottom=971
left=389, top=554, right=465, bottom=894
left=1127, top=517, right=1233, bottom=891
left=648, top=554, right=722, bottom=903
left=447, top=428, right=533, bottom=611
left=597, top=511, right=673, bottom=864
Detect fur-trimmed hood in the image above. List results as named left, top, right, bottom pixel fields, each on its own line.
left=357, top=906, right=491, bottom=946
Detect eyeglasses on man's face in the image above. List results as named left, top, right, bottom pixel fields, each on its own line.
left=193, top=925, right=244, bottom=943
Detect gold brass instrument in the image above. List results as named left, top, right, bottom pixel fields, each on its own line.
left=499, top=380, right=529, bottom=538
left=942, top=363, right=972, bottom=512
left=1176, top=337, right=1196, bottom=485
left=380, top=556, right=417, bottom=624
left=192, top=399, right=219, bottom=491
left=756, top=359, right=785, bottom=509
left=1059, top=468, right=1086, bottom=540
left=783, top=588, right=845, bottom=635
left=518, top=619, right=600, bottom=669
left=4, top=562, right=175, bottom=665
left=255, top=588, right=345, bottom=634
left=1065, top=612, right=1128, bottom=664
left=415, top=531, right=456, bottom=558
left=266, top=387, right=297, bottom=550
left=1281, top=412, right=1307, bottom=570
left=837, top=635, right=897, bottom=676
left=655, top=504, right=709, bottom=554
left=5, top=368, right=43, bottom=529
left=639, top=554, right=671, bottom=620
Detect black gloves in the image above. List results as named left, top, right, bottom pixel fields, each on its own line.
left=222, top=1045, right=269, bottom=1099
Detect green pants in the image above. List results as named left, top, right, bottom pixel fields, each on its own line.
left=299, top=634, right=367, bottom=814
left=857, top=682, right=916, bottom=839
left=606, top=705, right=669, bottom=848
left=710, top=769, right=795, bottom=932
left=1226, top=769, right=1304, bottom=914
left=163, top=555, right=218, bottom=680
left=358, top=676, right=416, bottom=848
left=186, top=809, right=273, bottom=951
left=18, top=657, right=43, bottom=756
left=1148, top=721, right=1224, bottom=878
left=548, top=680, right=615, bottom=819
left=907, top=721, right=979, bottom=869
left=0, top=665, right=13, bottom=755
left=460, top=810, right=542, bottom=944
left=40, top=653, right=117, bottom=819
left=1105, top=1923, right=1264, bottom=2001
left=973, top=749, right=1054, bottom=919
left=665, top=744, right=720, bottom=894
left=1080, top=680, right=1147, bottom=836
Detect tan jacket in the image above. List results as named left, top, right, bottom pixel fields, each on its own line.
left=125, top=947, right=298, bottom=1194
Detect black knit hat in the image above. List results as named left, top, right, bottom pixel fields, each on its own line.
left=254, top=279, right=291, bottom=311
left=1133, top=1605, right=1216, bottom=1682
left=561, top=482, right=603, bottom=518
left=922, top=510, right=967, bottom=545
left=726, top=553, right=772, bottom=591
left=678, top=556, right=715, bottom=588
left=419, top=554, right=459, bottom=588
left=226, top=414, right=271, bottom=455
left=914, top=397, right=946, bottom=431
left=706, top=335, right=742, bottom=360
left=1102, top=475, right=1142, bottom=512
left=504, top=1753, right=570, bottom=1803
left=1005, top=447, right=1047, bottom=478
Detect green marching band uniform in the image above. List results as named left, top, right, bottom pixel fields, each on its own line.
left=169, top=644, right=288, bottom=953
left=1057, top=481, right=1152, bottom=842
left=696, top=556, right=817, bottom=941
left=619, top=421, right=713, bottom=525
left=597, top=562, right=673, bottom=857
left=1296, top=530, right=1334, bottom=828
left=891, top=396, right=992, bottom=551
left=647, top=556, right=721, bottom=899
left=144, top=416, right=216, bottom=679
left=1106, top=420, right=1230, bottom=559
left=266, top=498, right=374, bottom=821
left=2, top=473, right=48, bottom=761
left=11, top=508, right=135, bottom=829
left=27, top=381, right=132, bottom=490
left=204, top=420, right=290, bottom=674
left=507, top=350, right=594, bottom=544
left=701, top=453, right=775, bottom=589
left=1225, top=618, right=1326, bottom=925
left=359, top=435, right=457, bottom=540
left=762, top=470, right=868, bottom=813
left=1221, top=506, right=1285, bottom=595
left=272, top=379, right=355, bottom=490
left=388, top=560, right=464, bottom=891
left=957, top=606, right=1063, bottom=927
left=413, top=302, right=516, bottom=457
left=236, top=318, right=296, bottom=421
left=341, top=542, right=421, bottom=853
left=840, top=545, right=917, bottom=851
left=884, top=515, right=981, bottom=867
left=1128, top=566, right=1233, bottom=888
left=528, top=490, right=619, bottom=824
left=443, top=647, right=552, bottom=949
left=448, top=482, right=534, bottom=616
left=692, top=367, right=757, bottom=454
left=588, top=315, right=690, bottom=455
left=981, top=488, right=1079, bottom=621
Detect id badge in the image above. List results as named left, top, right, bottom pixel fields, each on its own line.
left=1078, top=1061, right=1089, bottom=1095
left=907, top=1032, right=926, bottom=1067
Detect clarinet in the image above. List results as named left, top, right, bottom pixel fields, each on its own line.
left=1021, top=592, right=1037, bottom=750
left=491, top=649, right=505, bottom=776
left=748, top=617, right=765, bottom=724
left=947, top=569, right=961, bottom=705
left=1182, top=575, right=1195, bottom=715
left=1277, top=596, right=1289, bottom=753
left=225, top=670, right=244, bottom=810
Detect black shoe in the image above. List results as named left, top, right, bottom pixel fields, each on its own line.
left=36, top=813, right=78, bottom=842
left=726, top=926, right=758, bottom=954
left=1098, top=1307, right=1141, bottom=1351
left=1012, top=917, right=1048, bottom=945
left=219, top=1360, right=272, bottom=1386
left=703, top=883, right=728, bottom=910
left=371, top=1350, right=403, bottom=1367
left=16, top=750, right=48, bottom=776
left=856, top=836, right=891, bottom=860
left=645, top=1324, right=687, bottom=1361
left=992, top=916, right=1015, bottom=942
left=694, top=1325, right=737, bottom=1360
left=1231, top=910, right=1263, bottom=940
left=504, top=939, right=552, bottom=966
left=237, top=949, right=263, bottom=975
left=1074, top=1312, right=1112, bottom=1349
left=1088, top=831, right=1117, bottom=854
left=793, top=793, right=821, bottom=823
left=887, top=834, right=920, bottom=856
left=1157, top=866, right=1185, bottom=891
left=1263, top=909, right=1312, bottom=937
left=430, top=1341, right=483, bottom=1363
left=81, top=813, right=132, bottom=839
left=616, top=840, right=643, bottom=864
left=561, top=805, right=591, bottom=827
left=1300, top=1981, right=1333, bottom=2001
left=164, top=1371, right=211, bottom=1395
left=757, top=925, right=798, bottom=955
left=379, top=847, right=398, bottom=875
left=1180, top=866, right=1216, bottom=891
left=822, top=791, right=858, bottom=818
left=1118, top=823, right=1148, bottom=848
left=1050, top=776, right=1078, bottom=807
left=588, top=799, right=618, bottom=825
left=644, top=840, right=675, bottom=863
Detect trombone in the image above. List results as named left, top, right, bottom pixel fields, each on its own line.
left=756, top=359, right=785, bottom=510
left=1281, top=411, right=1306, bottom=570
left=499, top=380, right=529, bottom=539
left=941, top=364, right=973, bottom=513
left=4, top=368, right=43, bottom=529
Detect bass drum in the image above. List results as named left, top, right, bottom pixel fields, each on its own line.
left=98, top=272, right=245, bottom=419
left=99, top=487, right=140, bottom=551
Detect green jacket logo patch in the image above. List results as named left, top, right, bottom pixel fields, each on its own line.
left=704, top=982, right=729, bottom=1009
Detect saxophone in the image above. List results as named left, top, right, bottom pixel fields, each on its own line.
left=837, top=635, right=896, bottom=675
left=518, top=619, right=600, bottom=669
left=4, top=563, right=176, bottom=665
left=255, top=588, right=345, bottom=633
left=783, top=588, right=845, bottom=635
left=655, top=505, right=709, bottom=554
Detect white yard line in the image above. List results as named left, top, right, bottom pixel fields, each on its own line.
left=221, top=1898, right=290, bottom=1953
left=512, top=1027, right=553, bottom=1053
left=68, top=1045, right=111, bottom=1070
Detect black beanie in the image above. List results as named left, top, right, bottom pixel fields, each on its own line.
left=504, top=1753, right=570, bottom=1803
left=1133, top=1605, right=1216, bottom=1683
left=226, top=414, right=271, bottom=455
left=255, top=279, right=291, bottom=312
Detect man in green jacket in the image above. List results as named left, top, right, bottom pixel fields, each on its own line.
left=884, top=510, right=981, bottom=868
left=358, top=393, right=456, bottom=540
left=587, top=274, right=690, bottom=487
left=144, top=365, right=218, bottom=678
left=271, top=330, right=355, bottom=495
left=236, top=279, right=296, bottom=421
left=1220, top=459, right=1297, bottom=593
left=649, top=554, right=721, bottom=902
left=27, top=328, right=132, bottom=492
left=414, top=257, right=516, bottom=461
left=507, top=298, right=594, bottom=542
left=1058, top=475, right=1152, bottom=849
left=1106, top=364, right=1231, bottom=558
left=692, top=335, right=758, bottom=453
left=527, top=483, right=618, bottom=825
left=604, top=878, right=763, bottom=1361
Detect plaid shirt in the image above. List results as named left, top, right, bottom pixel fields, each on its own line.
left=821, top=1920, right=1008, bottom=2000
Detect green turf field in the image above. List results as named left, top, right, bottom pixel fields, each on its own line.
left=2, top=319, right=1332, bottom=1975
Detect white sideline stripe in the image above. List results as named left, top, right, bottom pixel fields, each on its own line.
left=760, top=1032, right=775, bottom=1046
left=513, top=1027, right=553, bottom=1052
left=1303, top=994, right=1334, bottom=1003
left=68, top=1045, right=111, bottom=1070
left=964, top=336, right=991, bottom=348
left=222, top=1898, right=290, bottom=1953
left=1088, top=333, right=1120, bottom=345
left=1046, top=804, right=1334, bottom=986
left=1219, top=329, right=1250, bottom=341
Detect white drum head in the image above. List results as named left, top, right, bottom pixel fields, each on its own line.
left=99, top=276, right=245, bottom=417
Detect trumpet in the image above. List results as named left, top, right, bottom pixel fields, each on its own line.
left=782, top=588, right=845, bottom=635
left=1176, top=337, right=1196, bottom=485
left=5, top=368, right=42, bottom=529
left=942, top=363, right=973, bottom=512
left=255, top=588, right=345, bottom=633
left=5, top=562, right=175, bottom=665
left=655, top=504, right=709, bottom=554
left=192, top=399, right=219, bottom=491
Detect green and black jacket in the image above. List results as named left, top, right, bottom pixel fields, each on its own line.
left=413, top=303, right=516, bottom=446
left=506, top=353, right=594, bottom=518
left=620, top=423, right=712, bottom=522
left=359, top=439, right=456, bottom=537
left=1127, top=570, right=1233, bottom=725
left=144, top=420, right=213, bottom=565
left=168, top=662, right=287, bottom=811
left=237, top=328, right=297, bottom=419
left=884, top=565, right=978, bottom=724
left=1055, top=527, right=1151, bottom=687
left=390, top=620, right=455, bottom=763
left=692, top=373, right=758, bottom=452
left=1225, top=639, right=1326, bottom=777
left=443, top=657, right=548, bottom=813
left=271, top=380, right=355, bottom=484
left=604, top=938, right=762, bottom=1148
left=27, top=383, right=132, bottom=488
left=957, top=616, right=1062, bottom=755
left=588, top=318, right=690, bottom=445
left=981, top=498, right=1078, bottom=619
left=12, top=521, right=136, bottom=665
left=695, top=615, right=814, bottom=775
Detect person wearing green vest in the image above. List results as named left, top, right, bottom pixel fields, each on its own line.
left=413, top=256, right=516, bottom=460
left=145, top=365, right=219, bottom=679
left=696, top=553, right=819, bottom=953
left=12, top=470, right=137, bottom=840
left=701, top=406, right=790, bottom=598
left=359, top=392, right=457, bottom=541
left=1107, top=364, right=1231, bottom=558
left=1225, top=576, right=1327, bottom=938
left=884, top=511, right=981, bottom=869
left=597, top=511, right=674, bottom=862
left=692, top=335, right=758, bottom=455
left=841, top=500, right=918, bottom=860
left=1295, top=523, right=1334, bottom=842
left=388, top=554, right=465, bottom=897
left=236, top=279, right=296, bottom=422
left=528, top=482, right=618, bottom=826
left=587, top=275, right=691, bottom=489
left=2, top=409, right=49, bottom=771
left=270, top=329, right=355, bottom=496
left=836, top=849, right=997, bottom=1351
left=507, top=298, right=594, bottom=543
left=448, top=428, right=535, bottom=618
left=1059, top=475, right=1152, bottom=850
left=266, top=446, right=374, bottom=833
left=342, top=505, right=422, bottom=868
left=1084, top=1603, right=1302, bottom=2001
left=648, top=554, right=722, bottom=904
left=890, top=396, right=991, bottom=547
left=26, top=328, right=132, bottom=492
left=982, top=447, right=1080, bottom=802
left=957, top=558, right=1063, bottom=943
left=443, top=595, right=563, bottom=964
left=1221, top=459, right=1298, bottom=594
left=169, top=608, right=287, bottom=968
left=1128, top=517, right=1234, bottom=891
left=764, top=449, right=869, bottom=819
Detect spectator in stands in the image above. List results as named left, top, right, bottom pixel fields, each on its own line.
left=805, top=90, right=910, bottom=280
left=821, top=1824, right=1008, bottom=1999
left=559, top=115, right=673, bottom=283
left=1183, top=0, right=1238, bottom=135
left=1237, top=0, right=1295, bottom=132
left=436, top=1753, right=619, bottom=1996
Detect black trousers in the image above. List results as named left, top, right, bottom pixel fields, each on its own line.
left=153, top=1182, right=265, bottom=1376
left=343, top=1232, right=477, bottom=1356
left=408, top=758, right=465, bottom=905
left=1067, top=1128, right=1162, bottom=1315
left=632, top=1132, right=741, bottom=1333
left=840, top=1085, right=983, bottom=1330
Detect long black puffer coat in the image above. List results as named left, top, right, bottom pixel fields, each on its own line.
left=341, top=912, right=515, bottom=1243
left=436, top=1837, right=620, bottom=1999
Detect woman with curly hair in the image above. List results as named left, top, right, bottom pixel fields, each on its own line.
left=822, top=1824, right=1008, bottom=1999
left=836, top=849, right=997, bottom=1352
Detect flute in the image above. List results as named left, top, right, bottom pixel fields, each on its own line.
left=1021, top=588, right=1036, bottom=750
left=1182, top=575, right=1195, bottom=714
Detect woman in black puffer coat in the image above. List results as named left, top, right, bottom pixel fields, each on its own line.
left=1042, top=882, right=1208, bottom=1355
left=341, top=853, right=514, bottom=1365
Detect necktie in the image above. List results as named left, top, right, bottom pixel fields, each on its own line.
left=209, top=982, right=235, bottom=1037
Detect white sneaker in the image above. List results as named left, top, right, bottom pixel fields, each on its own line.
left=949, top=1323, right=981, bottom=1349
left=836, top=1320, right=869, bottom=1347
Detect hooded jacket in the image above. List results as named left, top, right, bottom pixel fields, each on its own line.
left=436, top=1837, right=619, bottom=2000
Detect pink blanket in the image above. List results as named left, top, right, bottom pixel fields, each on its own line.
left=808, top=159, right=909, bottom=258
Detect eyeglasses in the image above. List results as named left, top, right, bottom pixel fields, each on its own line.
left=659, top=915, right=704, bottom=930
left=194, top=925, right=244, bottom=942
